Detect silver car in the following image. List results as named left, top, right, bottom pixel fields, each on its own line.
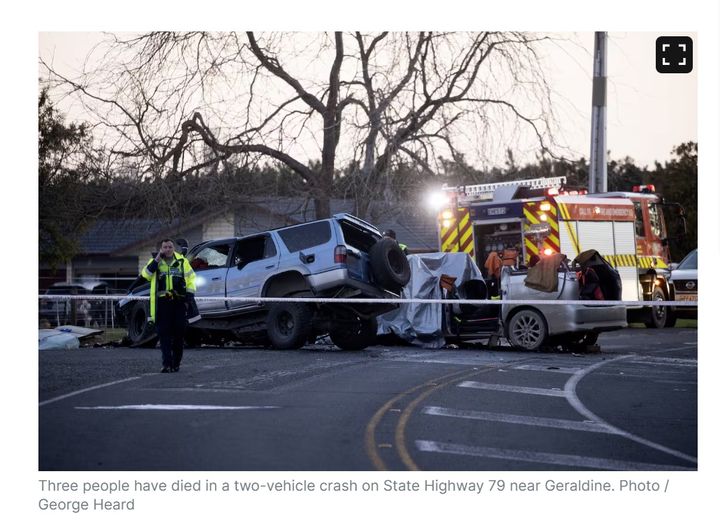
left=498, top=264, right=627, bottom=350
left=380, top=252, right=627, bottom=352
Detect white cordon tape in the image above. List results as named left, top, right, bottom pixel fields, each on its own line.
left=38, top=294, right=698, bottom=308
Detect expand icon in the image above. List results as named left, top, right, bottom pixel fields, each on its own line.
left=656, top=36, right=693, bottom=74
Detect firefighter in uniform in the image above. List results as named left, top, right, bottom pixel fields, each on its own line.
left=141, top=239, right=197, bottom=373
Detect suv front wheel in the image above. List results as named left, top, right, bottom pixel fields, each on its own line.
left=266, top=302, right=313, bottom=350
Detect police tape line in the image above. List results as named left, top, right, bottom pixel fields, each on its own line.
left=38, top=294, right=698, bottom=308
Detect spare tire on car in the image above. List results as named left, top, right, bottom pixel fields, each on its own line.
left=369, top=238, right=411, bottom=292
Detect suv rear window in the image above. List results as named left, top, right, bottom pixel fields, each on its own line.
left=278, top=221, right=331, bottom=253
left=339, top=220, right=380, bottom=253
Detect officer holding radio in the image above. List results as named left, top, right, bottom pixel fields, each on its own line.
left=141, top=239, right=196, bottom=373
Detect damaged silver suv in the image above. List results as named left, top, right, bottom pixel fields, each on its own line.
left=119, top=214, right=410, bottom=350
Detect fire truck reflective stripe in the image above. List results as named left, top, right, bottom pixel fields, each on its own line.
left=458, top=210, right=474, bottom=256
left=459, top=236, right=474, bottom=256
left=445, top=217, right=470, bottom=249
left=459, top=225, right=473, bottom=252
left=441, top=223, right=459, bottom=250
left=546, top=216, right=559, bottom=232
left=558, top=202, right=582, bottom=256
left=607, top=254, right=638, bottom=267
left=524, top=209, right=540, bottom=225
left=440, top=208, right=473, bottom=255
left=524, top=203, right=561, bottom=256
left=525, top=237, right=539, bottom=256
left=635, top=256, right=668, bottom=269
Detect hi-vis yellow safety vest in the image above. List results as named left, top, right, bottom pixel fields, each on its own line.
left=140, top=252, right=196, bottom=322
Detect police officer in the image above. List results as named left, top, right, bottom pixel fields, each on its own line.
left=141, top=239, right=197, bottom=373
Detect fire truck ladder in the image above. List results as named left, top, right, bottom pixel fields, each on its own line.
left=442, top=176, right=567, bottom=199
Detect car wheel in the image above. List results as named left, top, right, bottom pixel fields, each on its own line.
left=507, top=308, right=548, bottom=351
left=644, top=286, right=668, bottom=329
left=369, top=238, right=411, bottom=292
left=127, top=302, right=158, bottom=348
left=330, top=317, right=378, bottom=351
left=266, top=303, right=313, bottom=350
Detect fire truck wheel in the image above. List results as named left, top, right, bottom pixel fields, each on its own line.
left=645, top=286, right=668, bottom=329
left=507, top=308, right=548, bottom=351
left=369, top=238, right=411, bottom=292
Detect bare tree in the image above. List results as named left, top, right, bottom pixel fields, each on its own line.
left=41, top=31, right=561, bottom=220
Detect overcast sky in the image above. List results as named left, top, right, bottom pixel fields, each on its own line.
left=39, top=31, right=697, bottom=168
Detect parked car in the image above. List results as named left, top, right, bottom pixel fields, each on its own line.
left=668, top=248, right=697, bottom=323
left=379, top=251, right=627, bottom=352
left=39, top=281, right=113, bottom=327
left=118, top=214, right=410, bottom=350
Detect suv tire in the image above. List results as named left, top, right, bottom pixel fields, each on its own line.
left=266, top=303, right=313, bottom=350
left=330, top=317, right=378, bottom=351
left=369, top=238, right=411, bottom=292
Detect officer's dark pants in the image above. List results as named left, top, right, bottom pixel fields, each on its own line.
left=156, top=297, right=187, bottom=369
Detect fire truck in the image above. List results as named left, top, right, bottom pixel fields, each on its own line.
left=434, top=176, right=687, bottom=328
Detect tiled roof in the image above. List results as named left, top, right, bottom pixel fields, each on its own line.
left=78, top=199, right=440, bottom=255
left=78, top=219, right=177, bottom=254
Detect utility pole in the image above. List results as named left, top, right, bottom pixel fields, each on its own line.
left=589, top=31, right=608, bottom=193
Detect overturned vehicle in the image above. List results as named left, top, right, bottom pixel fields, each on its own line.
left=118, top=214, right=410, bottom=350
left=378, top=250, right=627, bottom=351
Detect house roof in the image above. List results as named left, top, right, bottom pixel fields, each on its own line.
left=79, top=219, right=176, bottom=254
left=76, top=198, right=440, bottom=256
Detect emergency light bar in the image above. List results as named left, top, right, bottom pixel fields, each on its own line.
left=632, top=184, right=656, bottom=193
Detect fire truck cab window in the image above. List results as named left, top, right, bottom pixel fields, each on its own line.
left=634, top=203, right=645, bottom=237
left=648, top=202, right=664, bottom=238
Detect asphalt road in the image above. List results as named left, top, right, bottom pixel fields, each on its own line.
left=38, top=328, right=697, bottom=471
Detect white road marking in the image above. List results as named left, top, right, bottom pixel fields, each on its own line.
left=564, top=355, right=698, bottom=465
left=647, top=345, right=697, bottom=354
left=423, top=406, right=616, bottom=434
left=512, top=364, right=582, bottom=374
left=75, top=404, right=280, bottom=411
left=653, top=380, right=697, bottom=385
left=39, top=377, right=142, bottom=407
left=386, top=355, right=508, bottom=367
left=415, top=440, right=693, bottom=471
left=458, top=381, right=565, bottom=397
left=628, top=357, right=697, bottom=367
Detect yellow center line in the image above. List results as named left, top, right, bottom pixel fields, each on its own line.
left=366, top=358, right=539, bottom=471
left=364, top=368, right=476, bottom=471
left=394, top=368, right=486, bottom=470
